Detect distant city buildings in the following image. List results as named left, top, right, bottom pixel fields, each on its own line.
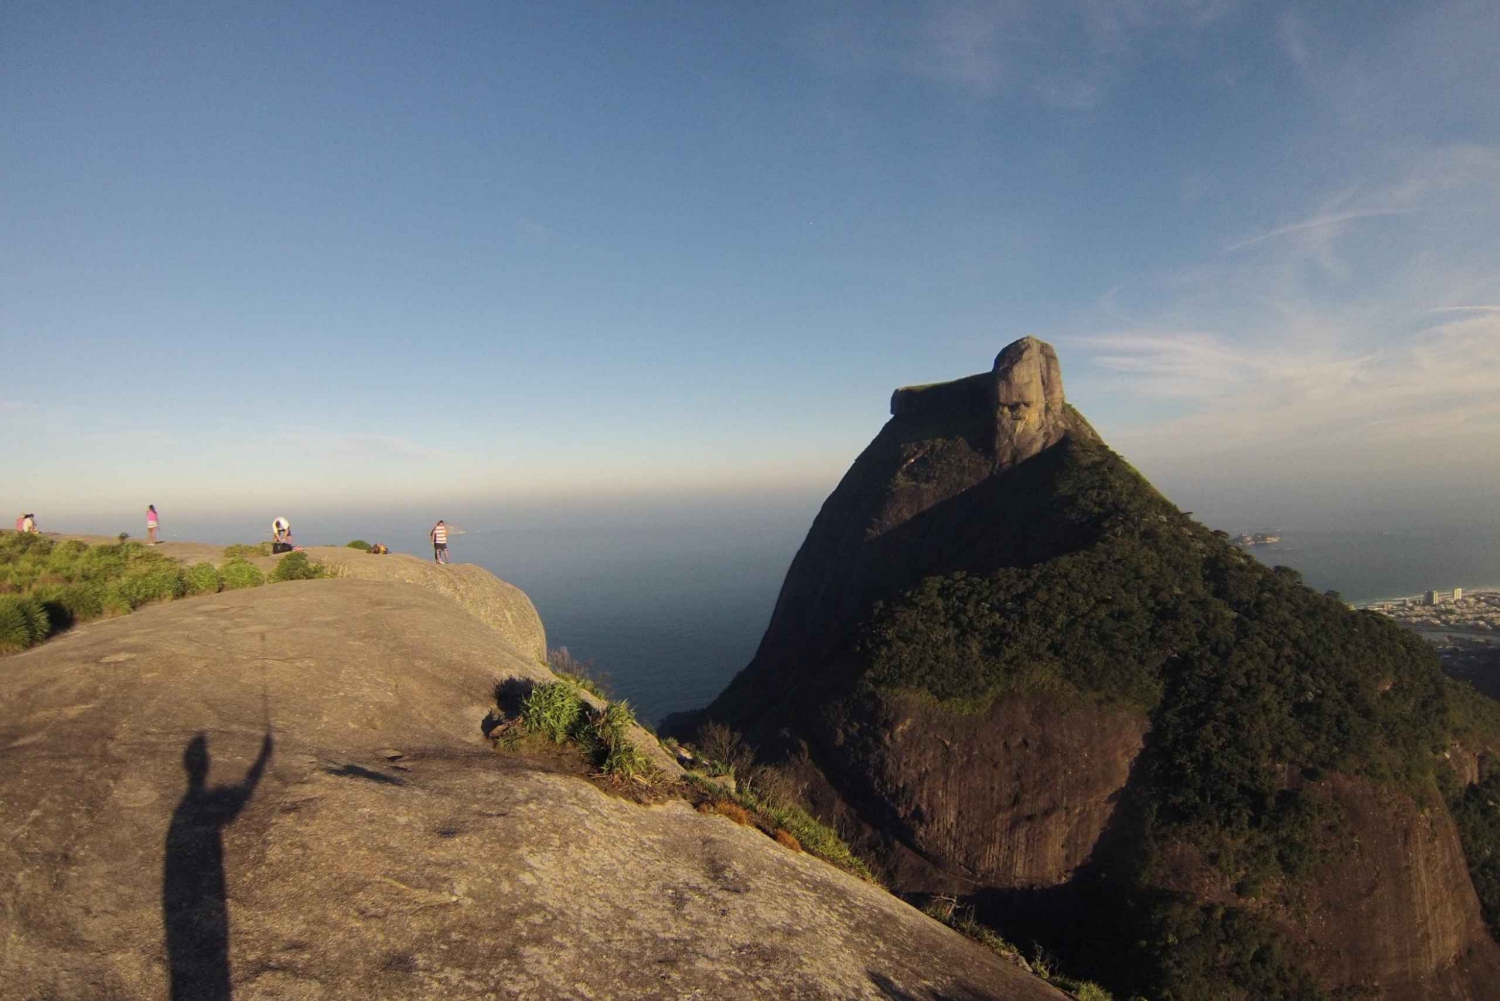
left=1367, top=587, right=1500, bottom=636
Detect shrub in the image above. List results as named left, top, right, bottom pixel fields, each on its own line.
left=697, top=720, right=754, bottom=778
left=110, top=567, right=187, bottom=608
left=774, top=829, right=802, bottom=852
left=223, top=542, right=271, bottom=559
left=219, top=559, right=265, bottom=590
left=345, top=540, right=372, bottom=551
left=269, top=552, right=325, bottom=582
left=521, top=682, right=585, bottom=743
left=183, top=562, right=222, bottom=595
left=0, top=595, right=49, bottom=652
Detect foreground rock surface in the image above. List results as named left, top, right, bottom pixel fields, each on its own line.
left=0, top=579, right=1063, bottom=1000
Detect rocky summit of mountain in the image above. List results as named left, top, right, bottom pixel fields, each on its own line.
left=705, top=336, right=1500, bottom=1000
left=0, top=554, right=1064, bottom=1001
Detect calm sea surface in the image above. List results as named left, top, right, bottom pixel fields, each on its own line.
left=454, top=523, right=1500, bottom=725
left=123, top=511, right=1500, bottom=725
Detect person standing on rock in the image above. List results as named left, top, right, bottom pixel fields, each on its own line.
left=147, top=505, right=160, bottom=545
left=430, top=519, right=450, bottom=564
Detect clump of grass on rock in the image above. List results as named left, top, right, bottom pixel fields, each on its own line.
left=183, top=562, right=222, bottom=596
left=517, top=680, right=652, bottom=780
left=223, top=542, right=271, bottom=560
left=219, top=559, right=265, bottom=590
left=345, top=540, right=372, bottom=551
left=268, top=551, right=328, bottom=582
left=0, top=595, right=50, bottom=653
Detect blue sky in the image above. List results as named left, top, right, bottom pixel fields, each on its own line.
left=3, top=1, right=1497, bottom=531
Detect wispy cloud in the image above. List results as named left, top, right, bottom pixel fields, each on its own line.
left=1092, top=315, right=1500, bottom=453
left=1223, top=209, right=1410, bottom=252
left=799, top=0, right=1239, bottom=107
left=1433, top=305, right=1500, bottom=312
left=0, top=401, right=26, bottom=412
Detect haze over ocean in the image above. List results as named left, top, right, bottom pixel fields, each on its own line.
left=58, top=501, right=1500, bottom=724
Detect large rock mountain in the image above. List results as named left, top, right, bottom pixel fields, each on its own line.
left=707, top=337, right=1500, bottom=1000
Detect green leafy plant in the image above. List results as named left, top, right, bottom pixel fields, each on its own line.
left=345, top=540, right=372, bottom=551
left=183, top=562, right=222, bottom=595
left=219, top=559, right=266, bottom=590
left=269, top=551, right=326, bottom=582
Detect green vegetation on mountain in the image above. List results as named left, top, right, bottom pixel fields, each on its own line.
left=0, top=532, right=328, bottom=653
left=1448, top=762, right=1500, bottom=940
left=854, top=436, right=1495, bottom=999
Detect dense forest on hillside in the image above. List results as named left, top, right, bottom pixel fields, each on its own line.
left=858, top=437, right=1500, bottom=999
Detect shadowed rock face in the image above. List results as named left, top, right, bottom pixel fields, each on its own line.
left=0, top=576, right=1066, bottom=1001
left=705, top=338, right=1500, bottom=999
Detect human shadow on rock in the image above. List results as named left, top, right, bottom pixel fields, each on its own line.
left=163, top=731, right=273, bottom=1001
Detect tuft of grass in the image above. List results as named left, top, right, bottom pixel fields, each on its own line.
left=521, top=682, right=586, bottom=743
left=774, top=829, right=802, bottom=852
left=269, top=551, right=327, bottom=582
left=183, top=562, right=222, bottom=596
left=219, top=559, right=266, bottom=590
left=223, top=542, right=272, bottom=559
left=345, top=539, right=372, bottom=551
left=591, top=700, right=650, bottom=778
left=0, top=595, right=50, bottom=652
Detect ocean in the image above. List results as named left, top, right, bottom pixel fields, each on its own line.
left=70, top=507, right=1500, bottom=726
left=456, top=522, right=1500, bottom=725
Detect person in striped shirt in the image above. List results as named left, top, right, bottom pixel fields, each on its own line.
left=430, top=520, right=450, bottom=564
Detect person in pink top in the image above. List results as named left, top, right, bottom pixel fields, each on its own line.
left=147, top=505, right=160, bottom=544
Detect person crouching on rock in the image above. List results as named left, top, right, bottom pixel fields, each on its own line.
left=271, top=517, right=293, bottom=554
left=430, top=520, right=450, bottom=564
